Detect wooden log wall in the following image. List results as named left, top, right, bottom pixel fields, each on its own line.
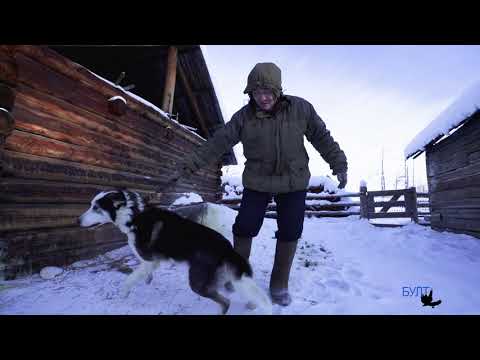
left=0, top=45, right=223, bottom=279
left=426, top=113, right=480, bottom=239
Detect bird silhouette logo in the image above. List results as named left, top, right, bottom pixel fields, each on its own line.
left=421, top=289, right=442, bottom=308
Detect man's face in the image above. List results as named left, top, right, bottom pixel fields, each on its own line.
left=252, top=87, right=276, bottom=111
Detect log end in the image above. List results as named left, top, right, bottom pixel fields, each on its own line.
left=0, top=108, right=14, bottom=137
left=108, top=97, right=127, bottom=116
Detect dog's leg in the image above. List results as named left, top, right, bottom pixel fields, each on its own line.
left=202, top=290, right=231, bottom=315
left=121, top=260, right=159, bottom=298
left=144, top=260, right=160, bottom=284
left=189, top=263, right=231, bottom=315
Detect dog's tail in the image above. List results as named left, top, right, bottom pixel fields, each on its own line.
left=231, top=274, right=273, bottom=315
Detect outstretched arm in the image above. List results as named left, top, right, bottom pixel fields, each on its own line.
left=175, top=113, right=244, bottom=180
left=305, top=103, right=348, bottom=188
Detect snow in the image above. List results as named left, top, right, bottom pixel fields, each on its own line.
left=0, top=107, right=9, bottom=113
left=309, top=176, right=339, bottom=192
left=108, top=96, right=126, bottom=104
left=171, top=193, right=204, bottom=206
left=2, top=204, right=480, bottom=315
left=405, top=81, right=480, bottom=159
left=87, top=70, right=206, bottom=141
left=39, top=267, right=63, bottom=280
left=221, top=175, right=342, bottom=198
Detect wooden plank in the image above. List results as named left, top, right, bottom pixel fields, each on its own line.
left=14, top=84, right=191, bottom=163
left=5, top=223, right=123, bottom=249
left=0, top=204, right=87, bottom=231
left=307, top=202, right=360, bottom=207
left=0, top=179, right=161, bottom=204
left=367, top=212, right=410, bottom=219
left=304, top=210, right=360, bottom=216
left=11, top=45, right=208, bottom=147
left=367, top=189, right=409, bottom=197
left=13, top=84, right=221, bottom=182
left=2, top=150, right=164, bottom=189
left=5, top=129, right=171, bottom=179
left=441, top=217, right=480, bottom=233
left=4, top=225, right=126, bottom=277
left=306, top=193, right=361, bottom=200
left=430, top=186, right=480, bottom=206
left=379, top=194, right=401, bottom=213
left=3, top=149, right=220, bottom=195
left=429, top=171, right=480, bottom=193
left=373, top=200, right=406, bottom=208
left=0, top=50, right=17, bottom=86
left=5, top=129, right=173, bottom=179
left=440, top=208, right=480, bottom=220
left=162, top=46, right=177, bottom=114
left=370, top=223, right=405, bottom=228
left=13, top=97, right=174, bottom=165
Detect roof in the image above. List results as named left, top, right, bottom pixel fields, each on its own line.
left=48, top=45, right=237, bottom=166
left=405, top=81, right=480, bottom=159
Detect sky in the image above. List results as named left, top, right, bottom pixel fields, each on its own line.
left=202, top=45, right=480, bottom=192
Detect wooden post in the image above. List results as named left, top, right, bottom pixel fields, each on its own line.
left=162, top=46, right=178, bottom=114
left=0, top=83, right=16, bottom=176
left=410, top=186, right=419, bottom=223
left=359, top=182, right=368, bottom=219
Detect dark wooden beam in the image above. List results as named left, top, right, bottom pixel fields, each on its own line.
left=162, top=46, right=178, bottom=114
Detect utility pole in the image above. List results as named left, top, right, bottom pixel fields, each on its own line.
left=412, top=158, right=415, bottom=188
left=381, top=148, right=386, bottom=191
left=404, top=160, right=409, bottom=189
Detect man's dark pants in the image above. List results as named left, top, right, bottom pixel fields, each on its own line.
left=232, top=188, right=307, bottom=242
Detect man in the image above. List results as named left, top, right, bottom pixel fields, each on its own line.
left=172, top=62, right=348, bottom=306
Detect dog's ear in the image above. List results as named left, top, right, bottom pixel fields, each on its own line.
left=107, top=191, right=127, bottom=209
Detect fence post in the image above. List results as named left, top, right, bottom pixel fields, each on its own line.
left=410, top=186, right=419, bottom=223
left=359, top=182, right=368, bottom=219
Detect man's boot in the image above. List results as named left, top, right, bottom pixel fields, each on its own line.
left=225, top=235, right=253, bottom=293
left=269, top=240, right=298, bottom=306
left=233, top=235, right=252, bottom=261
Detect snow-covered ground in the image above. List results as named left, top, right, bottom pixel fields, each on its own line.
left=1, top=203, right=480, bottom=315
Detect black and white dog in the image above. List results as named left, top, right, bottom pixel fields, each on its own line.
left=78, top=189, right=272, bottom=314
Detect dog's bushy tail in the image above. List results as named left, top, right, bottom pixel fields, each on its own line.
left=224, top=250, right=272, bottom=314
left=231, top=274, right=273, bottom=315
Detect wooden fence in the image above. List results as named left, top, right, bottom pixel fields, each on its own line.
left=218, top=184, right=431, bottom=226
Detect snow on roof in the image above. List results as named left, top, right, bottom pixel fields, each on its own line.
left=405, top=81, right=480, bottom=159
left=88, top=69, right=206, bottom=141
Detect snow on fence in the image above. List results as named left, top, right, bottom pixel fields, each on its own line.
left=218, top=183, right=430, bottom=226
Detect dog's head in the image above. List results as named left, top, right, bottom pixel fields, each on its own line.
left=79, top=190, right=145, bottom=233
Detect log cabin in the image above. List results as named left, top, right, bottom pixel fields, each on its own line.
left=405, top=82, right=480, bottom=239
left=0, top=45, right=237, bottom=279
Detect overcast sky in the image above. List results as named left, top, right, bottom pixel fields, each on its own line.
left=202, top=45, right=480, bottom=192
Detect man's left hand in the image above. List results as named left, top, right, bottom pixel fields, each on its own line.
left=337, top=172, right=348, bottom=189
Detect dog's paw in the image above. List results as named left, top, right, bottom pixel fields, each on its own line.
left=145, top=273, right=153, bottom=285
left=120, top=287, right=131, bottom=299
left=245, top=301, right=257, bottom=310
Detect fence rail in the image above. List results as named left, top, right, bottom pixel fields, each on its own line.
left=218, top=184, right=430, bottom=225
